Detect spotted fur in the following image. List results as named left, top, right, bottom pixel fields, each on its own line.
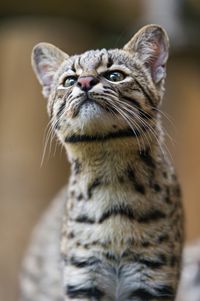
left=20, top=25, right=184, bottom=301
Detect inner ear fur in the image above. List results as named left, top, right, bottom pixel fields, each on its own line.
left=123, top=24, right=169, bottom=84
left=31, top=42, right=68, bottom=98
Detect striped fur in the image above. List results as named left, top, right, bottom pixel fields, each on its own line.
left=20, top=25, right=184, bottom=301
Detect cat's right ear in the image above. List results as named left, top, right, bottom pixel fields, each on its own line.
left=32, top=43, right=68, bottom=98
left=123, top=25, right=169, bottom=85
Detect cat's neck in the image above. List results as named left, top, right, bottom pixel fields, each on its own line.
left=65, top=133, right=162, bottom=182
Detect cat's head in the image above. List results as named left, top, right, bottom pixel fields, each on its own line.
left=32, top=24, right=169, bottom=145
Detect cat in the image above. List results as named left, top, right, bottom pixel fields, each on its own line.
left=20, top=24, right=184, bottom=301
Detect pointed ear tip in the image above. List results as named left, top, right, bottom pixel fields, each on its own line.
left=32, top=42, right=53, bottom=56
left=144, top=24, right=169, bottom=41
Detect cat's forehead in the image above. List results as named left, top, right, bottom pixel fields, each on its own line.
left=63, top=48, right=131, bottom=74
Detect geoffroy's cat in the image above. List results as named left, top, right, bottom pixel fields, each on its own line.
left=20, top=24, right=184, bottom=301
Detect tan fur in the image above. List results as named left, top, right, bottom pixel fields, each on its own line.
left=20, top=25, right=184, bottom=301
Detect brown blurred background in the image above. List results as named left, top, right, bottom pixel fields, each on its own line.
left=0, top=1, right=200, bottom=300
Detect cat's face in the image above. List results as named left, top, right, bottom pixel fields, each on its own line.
left=32, top=25, right=169, bottom=144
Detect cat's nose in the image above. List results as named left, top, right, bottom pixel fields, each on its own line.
left=77, top=76, right=99, bottom=91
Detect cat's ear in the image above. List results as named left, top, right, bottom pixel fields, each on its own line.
left=123, top=24, right=169, bottom=84
left=32, top=43, right=68, bottom=98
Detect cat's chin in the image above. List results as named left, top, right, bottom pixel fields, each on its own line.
left=77, top=100, right=109, bottom=119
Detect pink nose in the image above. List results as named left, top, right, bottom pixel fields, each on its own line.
left=77, top=76, right=99, bottom=91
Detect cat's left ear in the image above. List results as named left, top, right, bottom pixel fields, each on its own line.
left=123, top=24, right=169, bottom=84
left=32, top=43, right=68, bottom=98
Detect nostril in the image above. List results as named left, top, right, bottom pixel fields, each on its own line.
left=77, top=76, right=99, bottom=91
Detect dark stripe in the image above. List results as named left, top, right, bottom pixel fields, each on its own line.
left=88, top=178, right=101, bottom=199
left=138, top=257, right=166, bottom=269
left=98, top=204, right=166, bottom=225
left=71, top=62, right=76, bottom=72
left=69, top=256, right=100, bottom=268
left=139, top=148, right=156, bottom=169
left=137, top=209, right=166, bottom=223
left=56, top=100, right=66, bottom=118
left=66, top=285, right=104, bottom=300
left=99, top=204, right=134, bottom=223
left=129, top=285, right=175, bottom=300
left=139, top=109, right=153, bottom=120
left=107, top=56, right=113, bottom=68
left=126, top=166, right=146, bottom=194
left=120, top=94, right=142, bottom=110
left=65, top=127, right=147, bottom=143
left=135, top=78, right=155, bottom=106
left=75, top=215, right=95, bottom=224
left=121, top=251, right=167, bottom=269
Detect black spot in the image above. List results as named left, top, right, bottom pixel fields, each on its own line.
left=141, top=240, right=151, bottom=247
left=72, top=159, right=81, bottom=175
left=112, top=124, right=117, bottom=129
left=137, top=209, right=166, bottom=223
left=104, top=251, right=117, bottom=262
left=158, top=253, right=168, bottom=264
left=75, top=215, right=95, bottom=224
left=126, top=166, right=146, bottom=194
left=68, top=232, right=75, bottom=239
left=88, top=178, right=101, bottom=199
left=121, top=250, right=134, bottom=258
left=69, top=256, right=100, bottom=268
left=157, top=233, right=169, bottom=243
left=66, top=285, right=104, bottom=300
left=118, top=176, right=125, bottom=183
left=165, top=187, right=172, bottom=204
left=139, top=148, right=156, bottom=169
left=153, top=183, right=162, bottom=192
left=163, top=171, right=167, bottom=178
left=98, top=204, right=134, bottom=223
left=77, top=193, right=83, bottom=201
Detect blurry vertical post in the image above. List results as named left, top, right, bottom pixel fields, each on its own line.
left=141, top=0, right=184, bottom=46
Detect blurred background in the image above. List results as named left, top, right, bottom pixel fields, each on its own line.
left=0, top=0, right=200, bottom=300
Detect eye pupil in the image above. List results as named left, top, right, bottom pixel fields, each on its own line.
left=63, top=76, right=77, bottom=87
left=106, top=71, right=125, bottom=82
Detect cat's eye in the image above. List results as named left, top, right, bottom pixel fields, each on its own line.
left=105, top=71, right=126, bottom=82
left=63, top=76, right=77, bottom=87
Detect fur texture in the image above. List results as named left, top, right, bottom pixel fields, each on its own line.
left=20, top=25, right=184, bottom=301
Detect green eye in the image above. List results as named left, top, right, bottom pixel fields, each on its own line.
left=105, top=71, right=125, bottom=82
left=63, top=76, right=77, bottom=87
